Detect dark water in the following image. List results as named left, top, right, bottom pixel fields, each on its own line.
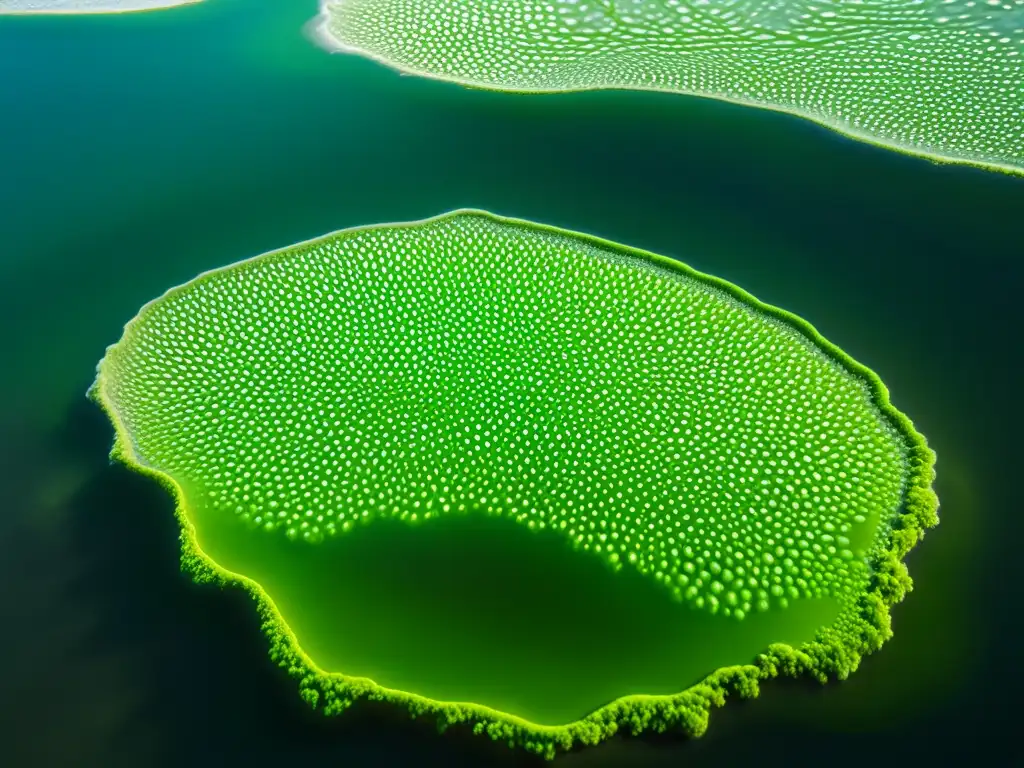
left=1, top=0, right=1022, bottom=765
left=193, top=508, right=841, bottom=726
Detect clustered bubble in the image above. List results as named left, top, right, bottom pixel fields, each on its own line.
left=102, top=213, right=908, bottom=620
left=323, top=0, right=1023, bottom=171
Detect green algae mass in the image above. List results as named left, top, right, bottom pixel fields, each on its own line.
left=92, top=210, right=937, bottom=756
left=318, top=0, right=1024, bottom=174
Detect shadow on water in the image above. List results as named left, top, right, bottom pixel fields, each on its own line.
left=24, top=394, right=837, bottom=767
left=193, top=506, right=840, bottom=726
left=19, top=397, right=538, bottom=767
left=2, top=372, right=1006, bottom=768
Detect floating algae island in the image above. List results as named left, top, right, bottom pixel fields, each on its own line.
left=92, top=210, right=937, bottom=757
left=315, top=0, right=1024, bottom=174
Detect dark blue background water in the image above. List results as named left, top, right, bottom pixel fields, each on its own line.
left=1, top=1, right=1021, bottom=765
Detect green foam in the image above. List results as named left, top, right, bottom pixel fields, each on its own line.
left=91, top=210, right=937, bottom=756
left=316, top=0, right=1024, bottom=175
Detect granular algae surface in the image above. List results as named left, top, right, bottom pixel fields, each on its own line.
left=92, top=210, right=937, bottom=756
left=317, top=0, right=1024, bottom=174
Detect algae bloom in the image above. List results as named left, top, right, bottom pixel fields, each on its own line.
left=315, top=0, right=1024, bottom=175
left=92, top=210, right=936, bottom=756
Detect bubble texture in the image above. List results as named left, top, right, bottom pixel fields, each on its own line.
left=101, top=212, right=908, bottom=619
left=322, top=0, right=1024, bottom=172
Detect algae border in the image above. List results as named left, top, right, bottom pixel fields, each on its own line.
left=89, top=209, right=939, bottom=759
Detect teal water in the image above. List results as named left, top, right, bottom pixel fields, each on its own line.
left=1, top=1, right=1022, bottom=766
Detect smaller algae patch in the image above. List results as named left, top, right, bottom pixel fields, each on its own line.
left=315, top=0, right=1024, bottom=175
left=91, top=210, right=937, bottom=756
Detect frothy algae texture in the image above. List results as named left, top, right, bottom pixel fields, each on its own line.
left=316, top=0, right=1024, bottom=175
left=91, top=210, right=937, bottom=757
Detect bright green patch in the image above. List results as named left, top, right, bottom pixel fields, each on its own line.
left=317, top=0, right=1024, bottom=174
left=91, top=210, right=937, bottom=757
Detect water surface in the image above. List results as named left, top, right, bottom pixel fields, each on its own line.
left=1, top=1, right=1021, bottom=765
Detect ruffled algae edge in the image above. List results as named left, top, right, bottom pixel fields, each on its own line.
left=88, top=208, right=939, bottom=760
left=307, top=1, right=1022, bottom=179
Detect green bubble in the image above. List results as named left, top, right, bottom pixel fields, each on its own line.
left=91, top=210, right=937, bottom=757
left=317, top=0, right=1024, bottom=174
